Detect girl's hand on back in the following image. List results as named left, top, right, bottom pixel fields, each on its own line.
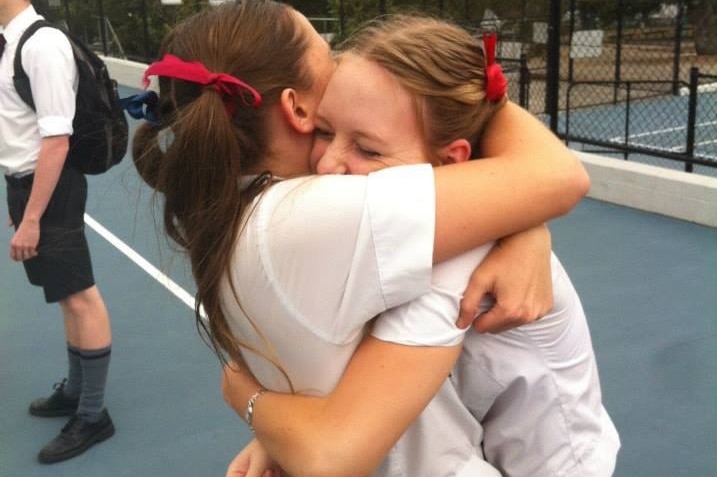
left=457, top=224, right=554, bottom=333
left=226, top=438, right=281, bottom=477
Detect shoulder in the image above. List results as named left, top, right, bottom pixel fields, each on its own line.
left=21, top=25, right=72, bottom=58
left=262, top=165, right=434, bottom=230
left=264, top=175, right=369, bottom=218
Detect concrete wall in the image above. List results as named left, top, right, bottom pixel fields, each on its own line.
left=104, top=57, right=717, bottom=228
left=578, top=152, right=717, bottom=227
left=105, top=56, right=148, bottom=90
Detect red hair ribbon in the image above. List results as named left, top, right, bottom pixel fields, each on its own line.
left=482, top=33, right=507, bottom=102
left=142, top=54, right=262, bottom=116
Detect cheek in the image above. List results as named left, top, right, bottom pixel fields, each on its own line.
left=346, top=162, right=372, bottom=175
left=310, top=139, right=328, bottom=173
left=344, top=157, right=385, bottom=176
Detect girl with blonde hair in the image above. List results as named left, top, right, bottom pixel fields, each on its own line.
left=225, top=14, right=619, bottom=477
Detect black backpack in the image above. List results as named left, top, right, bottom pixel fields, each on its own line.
left=13, top=20, right=128, bottom=175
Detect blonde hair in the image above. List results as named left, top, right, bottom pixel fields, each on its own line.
left=342, top=15, right=507, bottom=156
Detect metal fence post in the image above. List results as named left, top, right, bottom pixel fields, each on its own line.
left=96, top=0, right=108, bottom=56
left=519, top=53, right=530, bottom=108
left=568, top=0, right=576, bottom=84
left=62, top=0, right=71, bottom=32
left=623, top=82, right=631, bottom=160
left=614, top=0, right=624, bottom=104
left=672, top=0, right=685, bottom=95
left=546, top=0, right=561, bottom=133
left=685, top=67, right=699, bottom=173
left=141, top=0, right=150, bottom=61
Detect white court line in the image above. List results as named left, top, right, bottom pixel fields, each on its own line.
left=83, top=213, right=203, bottom=316
left=609, top=119, right=717, bottom=142
left=663, top=138, right=717, bottom=152
left=608, top=139, right=717, bottom=162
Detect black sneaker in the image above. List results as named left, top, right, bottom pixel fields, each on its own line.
left=29, top=379, right=80, bottom=417
left=38, top=409, right=115, bottom=464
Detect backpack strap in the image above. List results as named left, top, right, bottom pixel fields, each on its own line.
left=13, top=19, right=56, bottom=111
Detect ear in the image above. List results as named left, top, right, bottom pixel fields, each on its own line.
left=279, top=88, right=314, bottom=134
left=437, top=139, right=472, bottom=165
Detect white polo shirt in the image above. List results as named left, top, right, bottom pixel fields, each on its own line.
left=0, top=4, right=77, bottom=177
left=223, top=164, right=500, bottom=477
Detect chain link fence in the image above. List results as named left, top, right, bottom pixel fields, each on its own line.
left=35, top=0, right=717, bottom=174
left=557, top=0, right=717, bottom=173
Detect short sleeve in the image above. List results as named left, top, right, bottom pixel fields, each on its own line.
left=372, top=243, right=495, bottom=346
left=259, top=164, right=436, bottom=345
left=22, top=28, right=76, bottom=137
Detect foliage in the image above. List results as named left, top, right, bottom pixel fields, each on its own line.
left=33, top=0, right=717, bottom=59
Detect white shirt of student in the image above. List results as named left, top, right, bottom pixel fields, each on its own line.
left=375, top=247, right=621, bottom=477
left=222, top=164, right=500, bottom=477
left=0, top=4, right=77, bottom=177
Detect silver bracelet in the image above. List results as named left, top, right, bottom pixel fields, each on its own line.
left=245, top=389, right=266, bottom=433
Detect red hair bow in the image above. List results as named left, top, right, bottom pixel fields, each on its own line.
left=482, top=33, right=507, bottom=102
left=143, top=54, right=262, bottom=116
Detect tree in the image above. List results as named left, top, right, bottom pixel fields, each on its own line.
left=687, top=0, right=717, bottom=55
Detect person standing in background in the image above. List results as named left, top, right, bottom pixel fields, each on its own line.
left=0, top=0, right=114, bottom=464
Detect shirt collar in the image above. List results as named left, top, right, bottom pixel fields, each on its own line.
left=2, top=4, right=42, bottom=45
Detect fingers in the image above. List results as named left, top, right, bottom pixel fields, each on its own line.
left=10, top=242, right=38, bottom=261
left=9, top=222, right=40, bottom=261
left=225, top=450, right=252, bottom=477
left=473, top=304, right=526, bottom=334
left=457, top=277, right=490, bottom=329
left=472, top=298, right=552, bottom=334
left=226, top=440, right=277, bottom=477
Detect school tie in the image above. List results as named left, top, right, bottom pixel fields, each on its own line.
left=0, top=34, right=6, bottom=59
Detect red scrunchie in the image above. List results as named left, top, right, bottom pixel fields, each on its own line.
left=143, top=54, right=262, bottom=116
left=482, top=33, right=507, bottom=102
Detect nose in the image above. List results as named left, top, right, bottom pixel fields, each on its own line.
left=315, top=146, right=348, bottom=175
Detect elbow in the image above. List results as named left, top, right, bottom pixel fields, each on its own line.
left=570, top=158, right=592, bottom=205
left=294, top=440, right=375, bottom=477
left=557, top=153, right=591, bottom=216
left=299, top=459, right=371, bottom=477
left=300, top=461, right=367, bottom=477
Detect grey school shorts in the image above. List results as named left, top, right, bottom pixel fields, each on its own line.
left=5, top=166, right=95, bottom=303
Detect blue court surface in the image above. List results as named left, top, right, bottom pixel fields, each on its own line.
left=1, top=86, right=715, bottom=477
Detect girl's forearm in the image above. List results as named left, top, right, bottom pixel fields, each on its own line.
left=224, top=339, right=461, bottom=477
left=432, top=102, right=589, bottom=262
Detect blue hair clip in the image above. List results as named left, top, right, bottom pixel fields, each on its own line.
left=118, top=91, right=160, bottom=126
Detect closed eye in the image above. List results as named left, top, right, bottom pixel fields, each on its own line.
left=356, top=144, right=381, bottom=158
left=315, top=128, right=334, bottom=140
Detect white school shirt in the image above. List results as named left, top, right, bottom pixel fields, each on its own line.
left=222, top=165, right=500, bottom=477
left=375, top=248, right=621, bottom=477
left=0, top=4, right=77, bottom=177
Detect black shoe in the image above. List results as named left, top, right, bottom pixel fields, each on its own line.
left=29, top=379, right=80, bottom=417
left=38, top=409, right=115, bottom=464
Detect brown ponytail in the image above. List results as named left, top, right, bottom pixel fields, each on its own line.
left=132, top=0, right=312, bottom=373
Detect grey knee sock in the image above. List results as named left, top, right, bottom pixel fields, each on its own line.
left=77, top=345, right=111, bottom=422
left=64, top=344, right=82, bottom=399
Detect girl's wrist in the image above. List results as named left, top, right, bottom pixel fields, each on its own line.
left=245, top=389, right=267, bottom=433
